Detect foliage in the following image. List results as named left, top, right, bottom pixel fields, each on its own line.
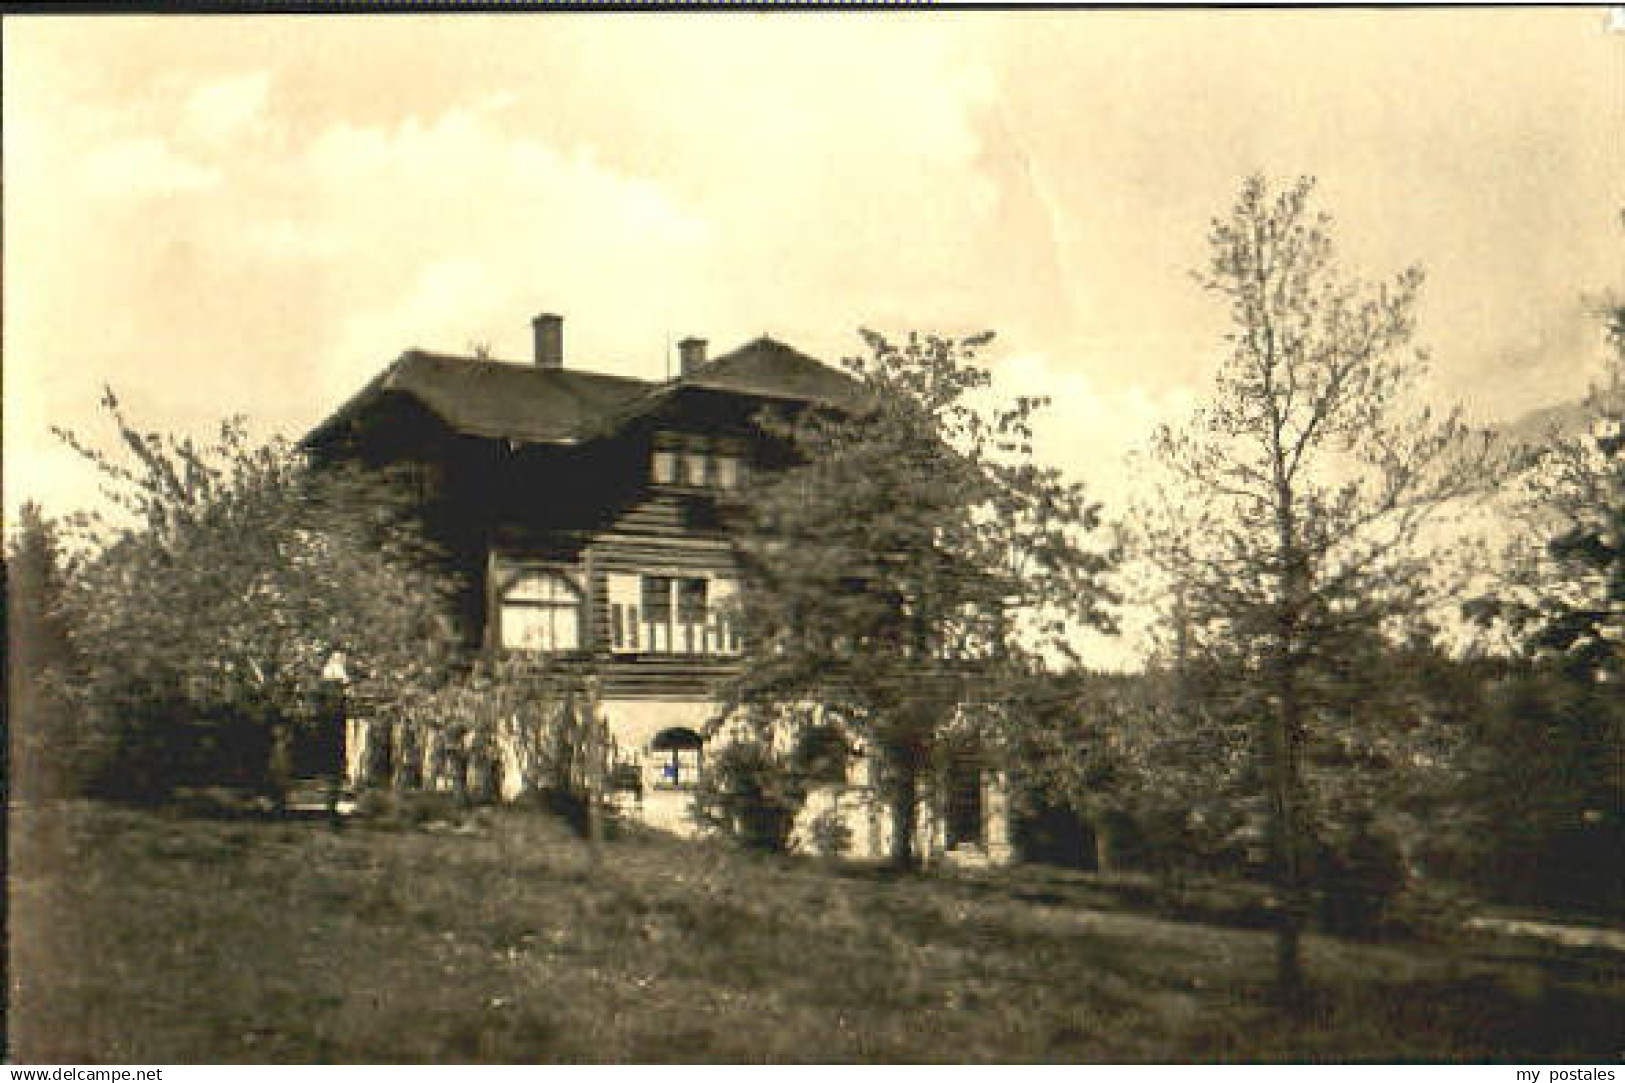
left=373, top=655, right=616, bottom=826
left=803, top=807, right=855, bottom=858
left=1006, top=668, right=1246, bottom=875
left=728, top=330, right=1118, bottom=866
left=391, top=650, right=611, bottom=793
left=6, top=502, right=87, bottom=798
left=1455, top=666, right=1625, bottom=915
left=790, top=723, right=859, bottom=789
left=1457, top=298, right=1624, bottom=914
left=1018, top=639, right=1486, bottom=938
left=1468, top=307, right=1624, bottom=683
left=690, top=737, right=805, bottom=852
left=49, top=390, right=459, bottom=800
left=1133, top=176, right=1501, bottom=993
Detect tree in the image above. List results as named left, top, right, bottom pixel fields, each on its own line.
left=1005, top=665, right=1243, bottom=876
left=1477, top=304, right=1624, bottom=682
left=727, top=330, right=1117, bottom=868
left=1460, top=297, right=1624, bottom=912
left=52, top=389, right=459, bottom=801
left=1135, top=177, right=1499, bottom=1000
left=6, top=502, right=82, bottom=798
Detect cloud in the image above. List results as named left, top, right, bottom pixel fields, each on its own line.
left=79, top=135, right=220, bottom=196
left=283, top=107, right=715, bottom=399
left=988, top=350, right=1199, bottom=515
left=181, top=70, right=271, bottom=142
left=5, top=10, right=1617, bottom=538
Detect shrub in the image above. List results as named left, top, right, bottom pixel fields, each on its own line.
left=804, top=808, right=853, bottom=858
left=1381, top=879, right=1478, bottom=942
left=353, top=788, right=462, bottom=828
left=1311, top=815, right=1409, bottom=939
left=691, top=740, right=804, bottom=852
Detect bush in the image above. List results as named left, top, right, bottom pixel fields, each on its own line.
left=805, top=808, right=854, bottom=858
left=68, top=694, right=282, bottom=806
left=353, top=788, right=462, bottom=828
left=1381, top=880, right=1478, bottom=942
left=1311, top=817, right=1408, bottom=939
left=691, top=740, right=804, bottom=853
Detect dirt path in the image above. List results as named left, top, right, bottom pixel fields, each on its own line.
left=1466, top=916, right=1625, bottom=953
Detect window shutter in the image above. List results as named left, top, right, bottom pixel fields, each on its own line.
left=608, top=573, right=641, bottom=653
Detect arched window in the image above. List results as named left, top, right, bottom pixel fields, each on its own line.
left=651, top=727, right=704, bottom=790
left=498, top=570, right=581, bottom=652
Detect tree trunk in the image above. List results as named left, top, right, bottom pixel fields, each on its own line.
left=582, top=685, right=604, bottom=868
left=1266, top=639, right=1309, bottom=1009
left=267, top=717, right=294, bottom=809
left=1268, top=390, right=1310, bottom=1012
left=1092, top=814, right=1117, bottom=875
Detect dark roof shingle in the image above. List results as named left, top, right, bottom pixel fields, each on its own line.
left=682, top=336, right=861, bottom=408
left=306, top=351, right=654, bottom=447
left=304, top=336, right=860, bottom=448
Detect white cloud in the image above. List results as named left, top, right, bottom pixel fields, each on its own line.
left=988, top=350, right=1199, bottom=514
left=240, top=217, right=346, bottom=261
left=80, top=135, right=220, bottom=196
left=182, top=70, right=271, bottom=142
left=294, top=107, right=714, bottom=399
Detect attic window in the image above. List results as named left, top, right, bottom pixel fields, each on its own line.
left=652, top=449, right=678, bottom=485
left=651, top=437, right=744, bottom=491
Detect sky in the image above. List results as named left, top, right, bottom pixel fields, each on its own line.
left=5, top=10, right=1622, bottom=541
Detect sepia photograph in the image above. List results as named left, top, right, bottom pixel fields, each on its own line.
left=4, top=6, right=1622, bottom=1065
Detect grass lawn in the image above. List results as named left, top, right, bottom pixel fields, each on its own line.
left=9, top=800, right=1622, bottom=1063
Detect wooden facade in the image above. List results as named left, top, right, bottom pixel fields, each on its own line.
left=303, top=337, right=844, bottom=706
left=305, top=327, right=1014, bottom=863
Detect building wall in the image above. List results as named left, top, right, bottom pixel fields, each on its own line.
left=343, top=695, right=1013, bottom=865
left=330, top=394, right=1012, bottom=863
left=604, top=697, right=1014, bottom=865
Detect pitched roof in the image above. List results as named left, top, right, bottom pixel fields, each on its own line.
left=682, top=336, right=861, bottom=408
left=304, top=351, right=655, bottom=447
left=303, top=336, right=861, bottom=449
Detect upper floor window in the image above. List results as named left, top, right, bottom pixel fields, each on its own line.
left=498, top=569, right=582, bottom=652
left=652, top=449, right=678, bottom=485
left=609, top=572, right=741, bottom=656
left=651, top=436, right=745, bottom=491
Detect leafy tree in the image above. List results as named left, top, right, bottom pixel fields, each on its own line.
left=52, top=390, right=458, bottom=801
left=6, top=502, right=83, bottom=798
left=1465, top=667, right=1623, bottom=913
left=1135, top=177, right=1499, bottom=998
left=1477, top=305, right=1624, bottom=681
left=727, top=330, right=1117, bottom=868
left=1460, top=298, right=1624, bottom=912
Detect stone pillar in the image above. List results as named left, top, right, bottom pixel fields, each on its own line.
left=984, top=770, right=1015, bottom=866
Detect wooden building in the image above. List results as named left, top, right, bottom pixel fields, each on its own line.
left=304, top=314, right=1011, bottom=863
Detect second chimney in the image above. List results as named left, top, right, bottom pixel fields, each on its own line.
left=678, top=336, right=707, bottom=377
left=532, top=313, right=563, bottom=369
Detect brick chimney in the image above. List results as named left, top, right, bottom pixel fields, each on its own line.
left=532, top=313, right=563, bottom=369
left=678, top=336, right=707, bottom=377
